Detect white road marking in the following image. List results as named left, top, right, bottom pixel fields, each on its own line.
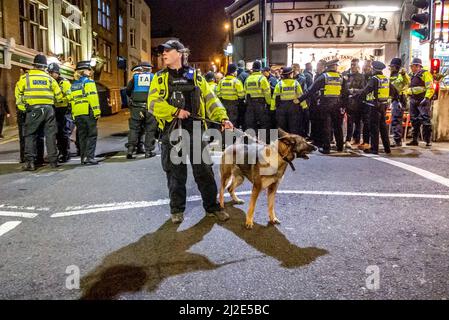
left=0, top=211, right=38, bottom=219
left=361, top=153, right=449, bottom=188
left=51, top=190, right=449, bottom=218
left=0, top=221, right=22, bottom=237
left=0, top=204, right=49, bottom=212
left=0, top=161, right=19, bottom=164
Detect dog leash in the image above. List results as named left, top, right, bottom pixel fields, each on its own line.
left=189, top=115, right=296, bottom=172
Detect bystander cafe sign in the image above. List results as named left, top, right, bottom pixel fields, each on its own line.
left=272, top=11, right=400, bottom=43
left=233, top=4, right=260, bottom=35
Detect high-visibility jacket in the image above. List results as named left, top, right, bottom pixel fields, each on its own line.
left=244, top=71, right=271, bottom=105
left=271, top=79, right=307, bottom=111
left=148, top=67, right=228, bottom=130
left=322, top=72, right=342, bottom=98
left=55, top=78, right=72, bottom=108
left=367, top=75, right=390, bottom=102
left=390, top=72, right=410, bottom=100
left=407, top=70, right=435, bottom=100
left=15, top=70, right=63, bottom=111
left=216, top=75, right=244, bottom=101
left=207, top=81, right=217, bottom=94
left=70, top=76, right=101, bottom=118
left=131, top=72, right=153, bottom=103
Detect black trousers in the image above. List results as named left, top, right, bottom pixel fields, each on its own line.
left=161, top=128, right=220, bottom=215
left=127, top=105, right=158, bottom=152
left=410, top=97, right=432, bottom=143
left=24, top=105, right=58, bottom=163
left=346, top=101, right=363, bottom=143
left=369, top=103, right=391, bottom=154
left=0, top=113, right=5, bottom=136
left=322, top=104, right=344, bottom=152
left=309, top=103, right=324, bottom=147
left=16, top=111, right=26, bottom=162
left=361, top=102, right=371, bottom=144
left=245, top=99, right=272, bottom=143
left=55, top=107, right=70, bottom=158
left=300, top=107, right=310, bottom=138
left=276, top=101, right=301, bottom=135
left=75, top=114, right=98, bottom=161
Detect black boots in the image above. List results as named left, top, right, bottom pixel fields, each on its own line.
left=22, top=162, right=36, bottom=171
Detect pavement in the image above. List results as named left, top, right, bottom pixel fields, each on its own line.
left=1, top=111, right=449, bottom=300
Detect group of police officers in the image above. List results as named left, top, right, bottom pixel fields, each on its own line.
left=12, top=40, right=436, bottom=224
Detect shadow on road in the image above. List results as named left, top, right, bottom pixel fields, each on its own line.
left=80, top=206, right=328, bottom=300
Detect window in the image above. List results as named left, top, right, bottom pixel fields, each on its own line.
left=130, top=28, right=136, bottom=48
left=129, top=0, right=135, bottom=19
left=141, top=12, right=147, bottom=26
left=103, top=43, right=112, bottom=73
left=97, top=0, right=111, bottom=30
left=92, top=37, right=98, bottom=55
left=62, top=19, right=81, bottom=64
left=142, top=38, right=147, bottom=53
left=19, top=0, right=48, bottom=52
left=119, top=13, right=124, bottom=43
left=0, top=0, right=4, bottom=37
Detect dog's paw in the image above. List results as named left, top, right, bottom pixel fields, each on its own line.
left=233, top=198, right=245, bottom=205
left=269, top=218, right=281, bottom=225
left=245, top=222, right=254, bottom=230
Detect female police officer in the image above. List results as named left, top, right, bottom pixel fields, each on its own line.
left=148, top=40, right=233, bottom=224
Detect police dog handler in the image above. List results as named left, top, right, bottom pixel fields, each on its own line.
left=148, top=40, right=234, bottom=224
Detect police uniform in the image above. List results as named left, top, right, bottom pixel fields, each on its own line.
left=406, top=58, right=435, bottom=146
left=148, top=40, right=230, bottom=222
left=15, top=55, right=63, bottom=170
left=244, top=61, right=272, bottom=139
left=48, top=63, right=73, bottom=162
left=299, top=60, right=347, bottom=154
left=389, top=58, right=410, bottom=147
left=126, top=63, right=158, bottom=159
left=216, top=64, right=244, bottom=127
left=270, top=67, right=306, bottom=135
left=357, top=61, right=391, bottom=154
left=70, top=61, right=101, bottom=165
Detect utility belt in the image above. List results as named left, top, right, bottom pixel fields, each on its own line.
left=25, top=104, right=54, bottom=112
left=247, top=96, right=266, bottom=104
left=130, top=101, right=148, bottom=108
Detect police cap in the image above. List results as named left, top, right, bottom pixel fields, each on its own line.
left=33, top=54, right=48, bottom=68
left=326, top=59, right=339, bottom=68
left=372, top=61, right=386, bottom=71
left=47, top=63, right=60, bottom=74
left=76, top=61, right=92, bottom=71
left=389, top=58, right=402, bottom=67
left=411, top=57, right=423, bottom=66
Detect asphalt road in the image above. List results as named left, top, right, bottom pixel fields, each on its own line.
left=1, top=113, right=449, bottom=300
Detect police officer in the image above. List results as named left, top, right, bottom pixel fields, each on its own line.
left=263, top=67, right=278, bottom=94
left=70, top=61, right=101, bottom=165
left=15, top=54, right=63, bottom=171
left=389, top=58, right=410, bottom=148
left=126, top=62, right=158, bottom=159
left=148, top=40, right=233, bottom=224
left=356, top=61, right=391, bottom=155
left=406, top=58, right=435, bottom=147
left=205, top=72, right=217, bottom=93
left=308, top=59, right=327, bottom=148
left=270, top=67, right=306, bottom=135
left=48, top=63, right=72, bottom=163
left=244, top=60, right=272, bottom=140
left=299, top=59, right=347, bottom=154
left=216, top=63, right=244, bottom=147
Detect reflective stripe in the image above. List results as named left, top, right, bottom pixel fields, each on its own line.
left=323, top=72, right=342, bottom=97
left=149, top=89, right=158, bottom=95
left=23, top=95, right=54, bottom=100
left=149, top=97, right=164, bottom=113
left=205, top=93, right=215, bottom=103
left=24, top=88, right=54, bottom=93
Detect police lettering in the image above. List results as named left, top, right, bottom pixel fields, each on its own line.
left=284, top=12, right=388, bottom=39
left=33, top=80, right=48, bottom=86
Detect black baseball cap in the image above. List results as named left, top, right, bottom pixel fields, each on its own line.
left=158, top=40, right=187, bottom=53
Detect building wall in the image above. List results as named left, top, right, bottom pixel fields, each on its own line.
left=127, top=0, right=151, bottom=80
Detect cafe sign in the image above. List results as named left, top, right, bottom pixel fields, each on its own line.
left=272, top=11, right=400, bottom=43
left=233, top=4, right=260, bottom=35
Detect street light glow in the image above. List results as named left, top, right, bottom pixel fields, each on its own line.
left=224, top=23, right=230, bottom=30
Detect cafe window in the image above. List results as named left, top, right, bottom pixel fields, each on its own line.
left=19, top=0, right=49, bottom=53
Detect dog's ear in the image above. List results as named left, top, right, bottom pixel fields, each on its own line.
left=277, top=128, right=289, bottom=139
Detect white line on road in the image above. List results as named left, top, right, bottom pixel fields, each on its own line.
left=0, top=221, right=22, bottom=237
left=361, top=153, right=449, bottom=188
left=51, top=190, right=449, bottom=218
left=0, top=211, right=38, bottom=219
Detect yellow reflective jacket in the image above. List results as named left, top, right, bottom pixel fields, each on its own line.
left=70, top=76, right=101, bottom=118
left=56, top=78, right=72, bottom=108
left=244, top=71, right=271, bottom=105
left=367, top=75, right=390, bottom=102
left=323, top=72, right=342, bottom=97
left=407, top=70, right=435, bottom=99
left=148, top=68, right=228, bottom=130
left=216, top=75, right=245, bottom=101
left=271, top=79, right=307, bottom=111
left=15, top=70, right=63, bottom=111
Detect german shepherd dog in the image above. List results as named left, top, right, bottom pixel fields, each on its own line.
left=219, top=129, right=317, bottom=229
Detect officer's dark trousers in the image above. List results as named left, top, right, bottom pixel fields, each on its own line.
left=0, top=113, right=5, bottom=136
left=17, top=111, right=26, bottom=162
left=276, top=101, right=301, bottom=135
left=161, top=127, right=221, bottom=215
left=237, top=100, right=247, bottom=130
left=221, top=100, right=239, bottom=147
left=322, top=105, right=344, bottom=152
left=245, top=99, right=272, bottom=143
left=346, top=102, right=362, bottom=143
left=24, top=105, right=58, bottom=163
left=410, top=97, right=432, bottom=143
left=55, top=107, right=70, bottom=158
left=369, top=103, right=391, bottom=154
left=127, top=105, right=158, bottom=152
left=300, top=107, right=310, bottom=138
left=75, top=114, right=97, bottom=161
left=309, top=104, right=324, bottom=147
left=391, top=100, right=404, bottom=143
left=361, top=102, right=371, bottom=144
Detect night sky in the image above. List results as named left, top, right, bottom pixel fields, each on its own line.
left=146, top=0, right=235, bottom=62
